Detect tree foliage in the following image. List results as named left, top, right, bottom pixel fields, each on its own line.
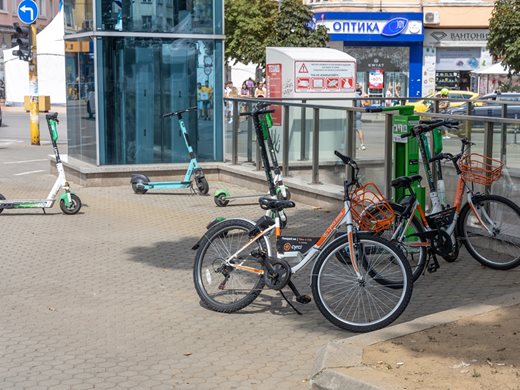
left=225, top=0, right=329, bottom=68
left=270, top=0, right=329, bottom=49
left=225, top=0, right=278, bottom=66
left=487, top=0, right=520, bottom=73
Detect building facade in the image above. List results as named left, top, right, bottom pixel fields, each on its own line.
left=307, top=0, right=496, bottom=98
left=63, top=0, right=224, bottom=166
left=0, top=0, right=60, bottom=87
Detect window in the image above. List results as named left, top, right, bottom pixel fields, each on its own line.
left=0, top=0, right=6, bottom=11
left=39, top=0, right=46, bottom=17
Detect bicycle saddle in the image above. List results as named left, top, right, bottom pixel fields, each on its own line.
left=391, top=175, right=423, bottom=189
left=258, top=197, right=295, bottom=211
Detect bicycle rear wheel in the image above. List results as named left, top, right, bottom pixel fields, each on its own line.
left=193, top=219, right=270, bottom=312
left=311, top=233, right=413, bottom=333
left=459, top=195, right=520, bottom=269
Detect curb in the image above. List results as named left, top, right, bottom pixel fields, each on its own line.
left=309, top=291, right=520, bottom=390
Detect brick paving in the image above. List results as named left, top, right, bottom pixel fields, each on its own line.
left=1, top=143, right=519, bottom=389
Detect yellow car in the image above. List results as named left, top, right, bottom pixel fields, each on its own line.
left=407, top=90, right=480, bottom=112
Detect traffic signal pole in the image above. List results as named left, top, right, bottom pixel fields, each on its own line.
left=29, top=23, right=39, bottom=145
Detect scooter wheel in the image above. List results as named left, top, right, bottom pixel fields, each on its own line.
left=214, top=194, right=229, bottom=207
left=60, top=193, right=82, bottom=215
left=132, top=181, right=148, bottom=194
left=196, top=177, right=209, bottom=195
left=0, top=193, right=5, bottom=214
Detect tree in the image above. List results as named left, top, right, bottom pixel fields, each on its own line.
left=270, top=0, right=329, bottom=50
left=225, top=0, right=329, bottom=69
left=224, top=0, right=278, bottom=66
left=487, top=0, right=520, bottom=73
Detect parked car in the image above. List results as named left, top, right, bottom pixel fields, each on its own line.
left=407, top=90, right=479, bottom=113
left=448, top=92, right=520, bottom=125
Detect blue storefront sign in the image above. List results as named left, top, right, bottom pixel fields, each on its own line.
left=316, top=12, right=424, bottom=97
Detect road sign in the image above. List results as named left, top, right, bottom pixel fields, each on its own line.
left=18, top=0, right=39, bottom=25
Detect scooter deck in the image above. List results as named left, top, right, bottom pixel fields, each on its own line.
left=145, top=181, right=191, bottom=189
left=0, top=199, right=54, bottom=208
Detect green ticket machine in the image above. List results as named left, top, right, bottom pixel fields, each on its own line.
left=366, top=105, right=425, bottom=206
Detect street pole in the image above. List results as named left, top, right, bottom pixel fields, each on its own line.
left=29, top=23, right=39, bottom=145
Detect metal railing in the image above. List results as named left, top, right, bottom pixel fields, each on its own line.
left=224, top=97, right=520, bottom=198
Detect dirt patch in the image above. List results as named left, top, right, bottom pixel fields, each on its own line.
left=363, top=304, right=520, bottom=390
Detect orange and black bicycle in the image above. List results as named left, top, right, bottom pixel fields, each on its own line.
left=385, top=119, right=520, bottom=282
left=192, top=151, right=413, bottom=333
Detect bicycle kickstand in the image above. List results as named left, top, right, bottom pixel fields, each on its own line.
left=427, top=251, right=440, bottom=273
left=280, top=281, right=312, bottom=316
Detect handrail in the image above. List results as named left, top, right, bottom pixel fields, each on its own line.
left=224, top=97, right=520, bottom=196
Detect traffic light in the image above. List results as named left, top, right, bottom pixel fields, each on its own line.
left=11, top=22, right=32, bottom=62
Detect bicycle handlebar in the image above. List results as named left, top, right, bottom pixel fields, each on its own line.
left=400, top=119, right=460, bottom=139
left=163, top=106, right=198, bottom=118
left=334, top=150, right=354, bottom=166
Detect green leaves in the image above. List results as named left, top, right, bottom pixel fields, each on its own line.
left=488, top=0, right=520, bottom=74
left=225, top=0, right=329, bottom=69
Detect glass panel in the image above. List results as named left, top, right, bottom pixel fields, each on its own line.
left=99, top=37, right=221, bottom=164
left=65, top=38, right=97, bottom=163
left=99, top=0, right=221, bottom=34
left=63, top=0, right=94, bottom=32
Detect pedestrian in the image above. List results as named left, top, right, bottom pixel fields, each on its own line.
left=439, top=88, right=451, bottom=139
left=385, top=85, right=394, bottom=107
left=224, top=82, right=239, bottom=123
left=393, top=84, right=402, bottom=106
left=240, top=81, right=250, bottom=97
left=254, top=81, right=266, bottom=98
left=200, top=80, right=213, bottom=120
left=245, top=77, right=255, bottom=96
left=354, top=83, right=367, bottom=151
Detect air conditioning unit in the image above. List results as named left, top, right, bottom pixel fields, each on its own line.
left=424, top=11, right=440, bottom=25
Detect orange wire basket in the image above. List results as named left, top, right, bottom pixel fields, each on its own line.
left=459, top=153, right=504, bottom=186
left=350, top=183, right=395, bottom=233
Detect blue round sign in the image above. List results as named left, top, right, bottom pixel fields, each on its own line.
left=18, top=0, right=39, bottom=25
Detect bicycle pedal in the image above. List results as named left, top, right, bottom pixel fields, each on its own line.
left=427, top=263, right=439, bottom=273
left=296, top=295, right=312, bottom=304
left=250, top=250, right=267, bottom=259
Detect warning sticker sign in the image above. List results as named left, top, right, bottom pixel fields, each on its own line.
left=294, top=61, right=355, bottom=93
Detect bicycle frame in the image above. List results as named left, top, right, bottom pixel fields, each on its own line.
left=221, top=200, right=362, bottom=279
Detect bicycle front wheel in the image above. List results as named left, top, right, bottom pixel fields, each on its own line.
left=381, top=202, right=428, bottom=282
left=459, top=195, right=520, bottom=270
left=311, top=233, right=413, bottom=333
left=193, top=219, right=270, bottom=313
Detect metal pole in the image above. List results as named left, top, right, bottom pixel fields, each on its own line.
left=282, top=105, right=290, bottom=177
left=465, top=101, right=473, bottom=140
left=231, top=100, right=239, bottom=165
left=500, top=104, right=508, bottom=163
left=247, top=101, right=253, bottom=162
left=29, top=24, right=39, bottom=145
left=312, top=108, right=320, bottom=184
left=345, top=110, right=355, bottom=182
left=300, top=100, right=307, bottom=160
left=483, top=121, right=494, bottom=195
left=384, top=113, right=393, bottom=199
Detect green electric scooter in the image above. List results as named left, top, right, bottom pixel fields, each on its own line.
left=213, top=103, right=289, bottom=207
left=130, top=107, right=209, bottom=195
left=0, top=113, right=82, bottom=215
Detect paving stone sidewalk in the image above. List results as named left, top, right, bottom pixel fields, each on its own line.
left=1, top=143, right=519, bottom=390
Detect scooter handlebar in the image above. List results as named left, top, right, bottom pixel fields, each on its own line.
left=45, top=112, right=59, bottom=122
left=163, top=106, right=198, bottom=118
left=240, top=109, right=276, bottom=117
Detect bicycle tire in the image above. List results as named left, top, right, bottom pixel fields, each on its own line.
left=380, top=202, right=428, bottom=282
left=311, top=233, right=413, bottom=333
left=193, top=219, right=271, bottom=313
left=458, top=194, right=520, bottom=270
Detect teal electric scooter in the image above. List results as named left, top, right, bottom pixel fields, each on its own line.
left=130, top=107, right=209, bottom=195
left=0, top=113, right=82, bottom=215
